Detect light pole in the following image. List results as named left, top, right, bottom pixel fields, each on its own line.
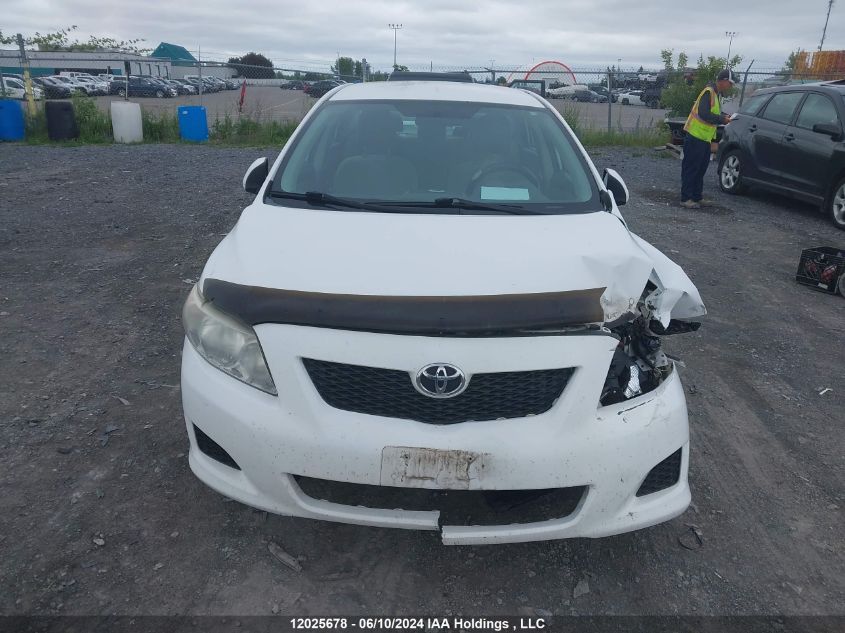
left=725, top=31, right=737, bottom=65
left=388, top=24, right=403, bottom=69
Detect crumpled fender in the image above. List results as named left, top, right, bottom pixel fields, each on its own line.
left=630, top=234, right=707, bottom=326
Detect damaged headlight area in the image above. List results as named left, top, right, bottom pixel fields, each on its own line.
left=182, top=285, right=277, bottom=395
left=600, top=287, right=700, bottom=407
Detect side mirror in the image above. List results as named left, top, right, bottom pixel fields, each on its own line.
left=602, top=168, right=629, bottom=206
left=812, top=122, right=842, bottom=140
left=243, top=157, right=269, bottom=194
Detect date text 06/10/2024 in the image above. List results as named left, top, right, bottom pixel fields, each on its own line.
left=289, top=617, right=548, bottom=631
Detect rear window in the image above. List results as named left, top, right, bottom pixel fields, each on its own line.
left=795, top=93, right=840, bottom=130
left=761, top=92, right=804, bottom=124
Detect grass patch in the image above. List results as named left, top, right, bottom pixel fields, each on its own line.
left=24, top=108, right=49, bottom=143
left=72, top=94, right=112, bottom=143
left=142, top=109, right=180, bottom=143
left=209, top=114, right=298, bottom=146
left=577, top=127, right=667, bottom=148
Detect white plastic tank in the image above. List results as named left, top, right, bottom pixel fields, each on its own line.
left=110, top=101, right=143, bottom=143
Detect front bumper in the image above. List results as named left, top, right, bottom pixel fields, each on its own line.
left=180, top=325, right=691, bottom=545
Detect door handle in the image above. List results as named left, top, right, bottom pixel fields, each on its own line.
left=784, top=133, right=796, bottom=142
left=748, top=124, right=757, bottom=132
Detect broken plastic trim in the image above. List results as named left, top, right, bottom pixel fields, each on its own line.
left=600, top=288, right=700, bottom=407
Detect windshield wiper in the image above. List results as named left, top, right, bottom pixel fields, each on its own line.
left=266, top=190, right=411, bottom=213
left=431, top=197, right=541, bottom=215
left=266, top=191, right=542, bottom=215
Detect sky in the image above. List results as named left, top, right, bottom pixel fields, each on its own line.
left=3, top=0, right=844, bottom=73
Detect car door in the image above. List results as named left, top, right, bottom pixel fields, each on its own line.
left=779, top=92, right=843, bottom=200
left=750, top=91, right=805, bottom=185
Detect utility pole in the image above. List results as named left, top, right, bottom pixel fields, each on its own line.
left=819, top=0, right=835, bottom=51
left=388, top=24, right=403, bottom=69
left=197, top=45, right=203, bottom=101
left=16, top=34, right=37, bottom=117
left=725, top=31, right=737, bottom=65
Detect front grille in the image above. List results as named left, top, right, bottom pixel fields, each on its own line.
left=294, top=476, right=586, bottom=525
left=636, top=448, right=682, bottom=496
left=303, top=359, right=573, bottom=425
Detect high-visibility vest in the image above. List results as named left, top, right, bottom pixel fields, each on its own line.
left=684, top=85, right=721, bottom=142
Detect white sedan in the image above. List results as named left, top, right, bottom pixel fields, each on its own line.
left=0, top=77, right=43, bottom=100
left=618, top=90, right=645, bottom=106
left=181, top=80, right=705, bottom=545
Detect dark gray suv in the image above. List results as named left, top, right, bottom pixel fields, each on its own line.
left=717, top=81, right=845, bottom=229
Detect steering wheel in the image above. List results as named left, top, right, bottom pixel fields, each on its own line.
left=465, top=163, right=540, bottom=197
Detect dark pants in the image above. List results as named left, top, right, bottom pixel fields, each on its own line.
left=681, top=135, right=711, bottom=202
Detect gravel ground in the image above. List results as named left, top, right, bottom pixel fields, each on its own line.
left=0, top=144, right=843, bottom=617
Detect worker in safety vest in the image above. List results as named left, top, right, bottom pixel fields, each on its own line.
left=680, top=69, right=736, bottom=208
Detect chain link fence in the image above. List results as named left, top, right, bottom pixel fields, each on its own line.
left=2, top=47, right=844, bottom=135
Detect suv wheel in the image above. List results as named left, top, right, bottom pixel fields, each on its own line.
left=621, top=98, right=629, bottom=105
left=155, top=89, right=165, bottom=98
left=117, top=88, right=126, bottom=97
left=719, top=150, right=747, bottom=194
left=829, top=177, right=845, bottom=230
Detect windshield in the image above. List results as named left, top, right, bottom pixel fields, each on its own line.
left=270, top=99, right=599, bottom=213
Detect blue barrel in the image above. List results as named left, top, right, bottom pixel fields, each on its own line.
left=0, top=99, right=25, bottom=142
left=178, top=106, right=208, bottom=142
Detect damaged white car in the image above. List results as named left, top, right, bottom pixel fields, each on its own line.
left=180, top=80, right=706, bottom=545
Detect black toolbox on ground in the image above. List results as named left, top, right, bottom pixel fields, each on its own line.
left=795, top=246, right=845, bottom=295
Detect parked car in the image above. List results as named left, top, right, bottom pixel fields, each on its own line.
left=546, top=84, right=589, bottom=100
left=717, top=81, right=845, bottom=230
left=618, top=90, right=645, bottom=106
left=73, top=76, right=109, bottom=95
left=32, top=76, right=72, bottom=99
left=305, top=79, right=342, bottom=98
left=166, top=79, right=196, bottom=95
left=589, top=85, right=617, bottom=103
left=570, top=89, right=602, bottom=103
left=182, top=76, right=220, bottom=92
left=144, top=77, right=178, bottom=97
left=201, top=77, right=222, bottom=93
left=0, top=77, right=43, bottom=100
left=58, top=71, right=98, bottom=81
left=109, top=76, right=173, bottom=98
left=181, top=80, right=706, bottom=544
left=281, top=80, right=308, bottom=90
left=50, top=75, right=89, bottom=95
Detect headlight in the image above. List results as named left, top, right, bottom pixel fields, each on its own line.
left=182, top=285, right=277, bottom=395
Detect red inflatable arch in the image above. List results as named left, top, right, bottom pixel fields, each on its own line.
left=523, top=60, right=577, bottom=85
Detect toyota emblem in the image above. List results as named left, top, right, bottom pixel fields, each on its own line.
left=414, top=363, right=468, bottom=399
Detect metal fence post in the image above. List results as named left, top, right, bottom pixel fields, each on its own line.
left=197, top=46, right=203, bottom=102
left=607, top=69, right=612, bottom=133
left=738, top=60, right=754, bottom=109
left=16, top=34, right=37, bottom=117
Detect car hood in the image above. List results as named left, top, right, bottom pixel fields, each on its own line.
left=199, top=202, right=705, bottom=326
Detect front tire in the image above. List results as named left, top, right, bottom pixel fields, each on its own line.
left=829, top=177, right=845, bottom=230
left=719, top=150, right=747, bottom=194
left=155, top=89, right=165, bottom=98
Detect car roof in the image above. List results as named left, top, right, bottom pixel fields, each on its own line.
left=752, top=81, right=845, bottom=97
left=328, top=80, right=544, bottom=108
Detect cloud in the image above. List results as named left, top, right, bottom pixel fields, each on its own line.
left=4, top=0, right=844, bottom=72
